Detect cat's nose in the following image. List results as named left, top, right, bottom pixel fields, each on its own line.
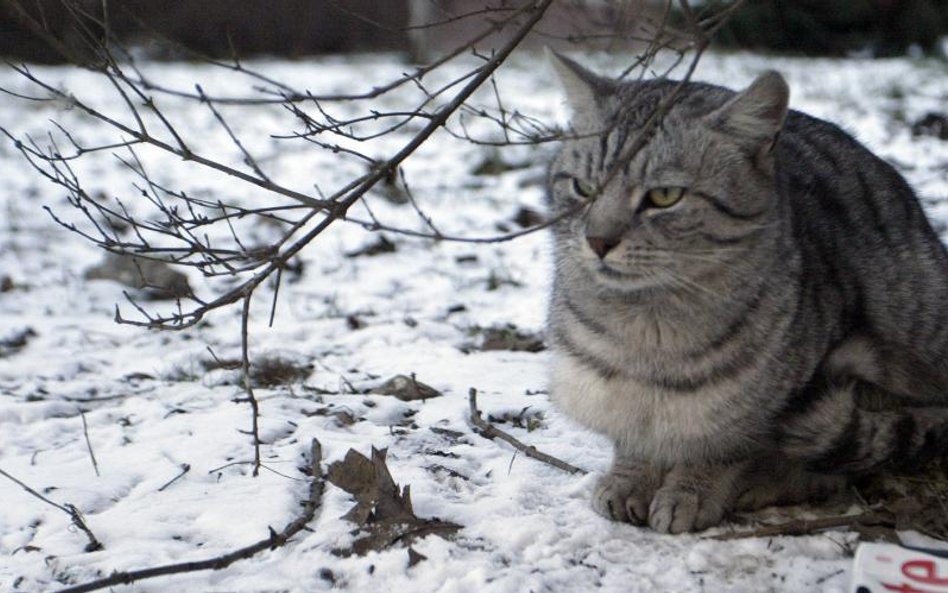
left=586, top=236, right=619, bottom=259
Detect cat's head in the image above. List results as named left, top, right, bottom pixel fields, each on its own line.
left=547, top=52, right=788, bottom=297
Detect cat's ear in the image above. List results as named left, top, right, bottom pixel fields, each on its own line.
left=707, top=71, right=789, bottom=149
left=546, top=49, right=613, bottom=128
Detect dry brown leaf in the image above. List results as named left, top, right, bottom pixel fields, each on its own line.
left=370, top=375, right=441, bottom=401
left=327, top=447, right=461, bottom=559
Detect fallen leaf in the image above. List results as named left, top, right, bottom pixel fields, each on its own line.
left=370, top=375, right=441, bottom=401
left=465, top=324, right=545, bottom=353
left=327, top=447, right=461, bottom=557
left=407, top=547, right=427, bottom=567
left=0, top=327, right=37, bottom=358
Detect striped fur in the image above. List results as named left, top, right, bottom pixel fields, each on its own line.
left=545, top=54, right=948, bottom=533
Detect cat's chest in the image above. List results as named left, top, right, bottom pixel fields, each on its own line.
left=549, top=352, right=746, bottom=463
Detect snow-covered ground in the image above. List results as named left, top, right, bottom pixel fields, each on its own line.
left=1, top=49, right=947, bottom=593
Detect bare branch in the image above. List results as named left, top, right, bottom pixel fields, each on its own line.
left=711, top=509, right=893, bottom=541
left=78, top=409, right=101, bottom=477
left=1, top=0, right=752, bottom=336
left=239, top=292, right=262, bottom=476
left=468, top=388, right=587, bottom=475
left=8, top=65, right=326, bottom=209
left=54, top=439, right=325, bottom=593
left=0, top=466, right=104, bottom=552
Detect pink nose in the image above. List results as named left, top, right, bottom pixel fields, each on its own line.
left=586, top=236, right=619, bottom=259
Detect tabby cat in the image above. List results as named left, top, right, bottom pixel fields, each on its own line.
left=545, top=53, right=948, bottom=533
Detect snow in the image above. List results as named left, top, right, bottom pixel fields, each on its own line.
left=1, top=49, right=947, bottom=593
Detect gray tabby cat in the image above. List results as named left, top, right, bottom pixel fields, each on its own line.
left=545, top=53, right=948, bottom=534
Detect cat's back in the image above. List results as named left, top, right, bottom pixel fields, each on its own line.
left=775, top=108, right=935, bottom=246
left=773, top=107, right=948, bottom=351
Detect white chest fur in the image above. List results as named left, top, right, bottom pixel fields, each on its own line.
left=549, top=352, right=744, bottom=464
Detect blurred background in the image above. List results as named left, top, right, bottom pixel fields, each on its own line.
left=1, top=0, right=947, bottom=64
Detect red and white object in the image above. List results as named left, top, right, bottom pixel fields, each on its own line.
left=852, top=542, right=948, bottom=593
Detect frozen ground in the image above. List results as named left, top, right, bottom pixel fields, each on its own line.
left=1, top=49, right=947, bottom=593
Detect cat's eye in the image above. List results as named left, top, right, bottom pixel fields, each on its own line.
left=572, top=178, right=596, bottom=198
left=646, top=186, right=686, bottom=208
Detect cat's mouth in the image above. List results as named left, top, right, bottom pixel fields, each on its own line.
left=588, top=260, right=672, bottom=293
left=592, top=262, right=654, bottom=285
left=596, top=263, right=637, bottom=278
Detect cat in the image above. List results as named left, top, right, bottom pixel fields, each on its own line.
left=545, top=52, right=948, bottom=534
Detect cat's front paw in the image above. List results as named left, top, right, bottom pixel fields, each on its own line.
left=646, top=463, right=744, bottom=534
left=592, top=465, right=660, bottom=524
left=648, top=483, right=726, bottom=534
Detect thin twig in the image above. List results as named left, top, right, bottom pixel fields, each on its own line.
left=196, top=84, right=271, bottom=182
left=710, top=510, right=893, bottom=541
left=206, top=460, right=255, bottom=475
left=0, top=467, right=104, bottom=552
left=268, top=266, right=282, bottom=328
left=468, top=388, right=586, bottom=475
left=240, top=292, right=262, bottom=476
left=78, top=409, right=100, bottom=477
left=156, top=463, right=191, bottom=492
left=8, top=65, right=326, bottom=209
left=55, top=439, right=324, bottom=593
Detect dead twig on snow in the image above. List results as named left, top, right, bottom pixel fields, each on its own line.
left=468, top=388, right=586, bottom=475
left=55, top=439, right=325, bottom=593
left=78, top=409, right=100, bottom=477
left=0, top=466, right=104, bottom=552
left=156, top=463, right=191, bottom=492
left=710, top=510, right=893, bottom=541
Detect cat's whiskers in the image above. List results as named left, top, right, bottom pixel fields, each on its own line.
left=650, top=266, right=727, bottom=302
left=646, top=251, right=737, bottom=266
